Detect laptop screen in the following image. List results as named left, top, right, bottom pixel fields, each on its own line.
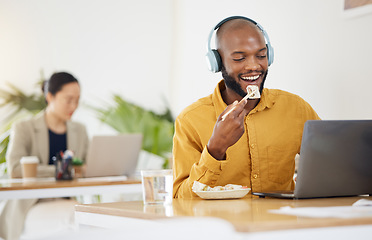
left=294, top=120, right=372, bottom=198
left=84, top=134, right=143, bottom=178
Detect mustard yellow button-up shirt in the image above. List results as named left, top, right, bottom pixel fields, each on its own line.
left=173, top=80, right=320, bottom=198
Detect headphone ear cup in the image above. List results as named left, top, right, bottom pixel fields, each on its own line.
left=206, top=49, right=221, bottom=73
left=267, top=44, right=274, bottom=66
left=212, top=50, right=222, bottom=72
left=206, top=49, right=222, bottom=73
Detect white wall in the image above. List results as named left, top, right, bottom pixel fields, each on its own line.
left=0, top=0, right=173, bottom=136
left=171, top=0, right=372, bottom=119
left=1, top=0, right=372, bottom=137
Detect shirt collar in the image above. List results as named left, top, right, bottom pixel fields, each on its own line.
left=212, top=80, right=276, bottom=118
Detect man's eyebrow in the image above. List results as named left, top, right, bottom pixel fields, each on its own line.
left=258, top=47, right=267, bottom=52
left=231, top=51, right=245, bottom=55
left=231, top=48, right=267, bottom=55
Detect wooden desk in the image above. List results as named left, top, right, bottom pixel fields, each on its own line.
left=0, top=176, right=141, bottom=200
left=75, top=195, right=372, bottom=232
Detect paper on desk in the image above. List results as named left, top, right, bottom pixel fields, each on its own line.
left=352, top=199, right=372, bottom=206
left=77, top=175, right=128, bottom=182
left=269, top=199, right=372, bottom=219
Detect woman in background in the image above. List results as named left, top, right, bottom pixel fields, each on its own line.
left=6, top=71, right=88, bottom=178
left=0, top=72, right=89, bottom=240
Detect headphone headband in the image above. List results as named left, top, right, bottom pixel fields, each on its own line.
left=214, top=16, right=257, bottom=30
left=206, top=16, right=274, bottom=73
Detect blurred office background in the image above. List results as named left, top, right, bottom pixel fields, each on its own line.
left=1, top=0, right=372, bottom=138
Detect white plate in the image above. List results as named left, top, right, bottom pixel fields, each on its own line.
left=193, top=188, right=251, bottom=200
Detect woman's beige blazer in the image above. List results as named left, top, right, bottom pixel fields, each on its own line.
left=6, top=112, right=89, bottom=178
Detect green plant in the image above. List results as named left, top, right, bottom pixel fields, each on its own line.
left=72, top=157, right=84, bottom=166
left=0, top=81, right=46, bottom=173
left=91, top=95, right=174, bottom=168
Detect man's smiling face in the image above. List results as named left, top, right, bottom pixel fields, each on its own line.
left=217, top=19, right=269, bottom=99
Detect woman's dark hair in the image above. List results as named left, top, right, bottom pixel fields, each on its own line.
left=42, top=72, right=79, bottom=97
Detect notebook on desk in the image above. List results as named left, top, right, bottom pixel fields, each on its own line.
left=84, top=134, right=143, bottom=178
left=252, top=120, right=372, bottom=199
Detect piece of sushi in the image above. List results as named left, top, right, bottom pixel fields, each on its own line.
left=246, top=85, right=260, bottom=99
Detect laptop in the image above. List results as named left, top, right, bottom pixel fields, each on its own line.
left=84, top=134, right=143, bottom=178
left=252, top=120, right=372, bottom=199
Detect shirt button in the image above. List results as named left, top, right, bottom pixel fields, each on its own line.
left=253, top=174, right=258, bottom=179
left=251, top=144, right=255, bottom=149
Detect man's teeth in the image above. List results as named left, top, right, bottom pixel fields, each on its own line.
left=242, top=75, right=259, bottom=81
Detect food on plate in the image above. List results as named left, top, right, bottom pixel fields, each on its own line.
left=192, top=181, right=248, bottom=192
left=246, top=85, right=260, bottom=99
left=192, top=181, right=251, bottom=199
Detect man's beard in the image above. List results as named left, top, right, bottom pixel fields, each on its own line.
left=221, top=65, right=268, bottom=98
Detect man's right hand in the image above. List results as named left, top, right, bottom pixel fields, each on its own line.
left=207, top=98, right=248, bottom=160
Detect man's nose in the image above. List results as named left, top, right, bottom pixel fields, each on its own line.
left=244, top=56, right=259, bottom=71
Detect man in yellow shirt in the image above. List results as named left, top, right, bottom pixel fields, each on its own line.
left=172, top=16, right=320, bottom=199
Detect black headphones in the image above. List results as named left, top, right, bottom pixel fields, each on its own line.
left=206, top=16, right=274, bottom=73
